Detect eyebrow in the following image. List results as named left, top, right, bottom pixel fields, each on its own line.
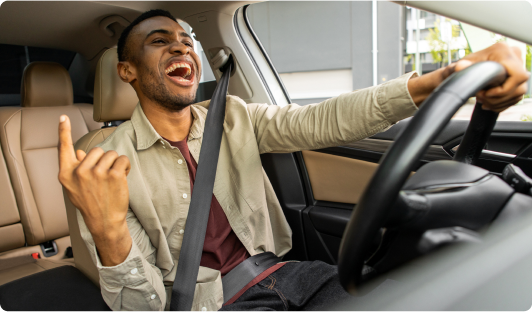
left=145, top=29, right=192, bottom=40
left=180, top=31, right=192, bottom=40
left=145, top=29, right=171, bottom=39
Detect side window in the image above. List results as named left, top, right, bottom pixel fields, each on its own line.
left=0, top=44, right=28, bottom=104
left=247, top=2, right=361, bottom=105
left=178, top=20, right=217, bottom=103
left=0, top=44, right=76, bottom=106
left=246, top=2, right=531, bottom=121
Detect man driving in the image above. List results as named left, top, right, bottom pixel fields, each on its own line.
left=58, top=9, right=529, bottom=311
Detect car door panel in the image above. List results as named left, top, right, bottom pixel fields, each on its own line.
left=259, top=153, right=309, bottom=262
left=302, top=151, right=378, bottom=204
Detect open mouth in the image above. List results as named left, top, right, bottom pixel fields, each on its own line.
left=165, top=61, right=194, bottom=85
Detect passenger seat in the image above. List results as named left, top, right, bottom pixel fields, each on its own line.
left=65, top=48, right=138, bottom=284
left=0, top=62, right=101, bottom=285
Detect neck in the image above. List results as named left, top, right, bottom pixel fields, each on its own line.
left=140, top=99, right=193, bottom=142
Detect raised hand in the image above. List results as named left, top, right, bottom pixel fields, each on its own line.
left=58, top=115, right=132, bottom=266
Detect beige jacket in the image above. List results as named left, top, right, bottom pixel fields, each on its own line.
left=76, top=72, right=418, bottom=311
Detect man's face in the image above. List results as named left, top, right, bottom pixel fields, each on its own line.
left=125, top=16, right=202, bottom=111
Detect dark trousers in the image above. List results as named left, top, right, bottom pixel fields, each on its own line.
left=220, top=260, right=353, bottom=311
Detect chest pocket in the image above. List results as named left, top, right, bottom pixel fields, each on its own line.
left=229, top=140, right=266, bottom=213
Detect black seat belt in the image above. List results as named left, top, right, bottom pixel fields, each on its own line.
left=170, top=55, right=234, bottom=311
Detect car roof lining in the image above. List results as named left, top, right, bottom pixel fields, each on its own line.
left=0, top=1, right=253, bottom=60
left=0, top=1, right=258, bottom=100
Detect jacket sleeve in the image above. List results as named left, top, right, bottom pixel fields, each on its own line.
left=247, top=72, right=419, bottom=154
left=77, top=208, right=167, bottom=311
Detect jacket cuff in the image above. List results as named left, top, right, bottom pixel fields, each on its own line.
left=377, top=71, right=419, bottom=124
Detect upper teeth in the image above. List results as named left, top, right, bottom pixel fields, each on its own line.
left=165, top=62, right=192, bottom=76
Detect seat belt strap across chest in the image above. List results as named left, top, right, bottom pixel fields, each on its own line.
left=170, top=55, right=234, bottom=311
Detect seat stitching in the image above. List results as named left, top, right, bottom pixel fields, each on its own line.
left=33, top=261, right=50, bottom=270
left=87, top=130, right=107, bottom=151
left=2, top=109, right=41, bottom=244
left=21, top=146, right=64, bottom=152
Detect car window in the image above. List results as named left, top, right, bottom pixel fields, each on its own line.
left=0, top=44, right=76, bottom=106
left=247, top=2, right=356, bottom=105
left=178, top=20, right=216, bottom=102
left=246, top=2, right=531, bottom=121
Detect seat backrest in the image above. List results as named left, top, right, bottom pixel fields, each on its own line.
left=0, top=142, right=25, bottom=253
left=0, top=62, right=101, bottom=246
left=65, top=48, right=138, bottom=284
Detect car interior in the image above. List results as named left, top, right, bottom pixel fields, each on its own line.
left=0, top=1, right=532, bottom=310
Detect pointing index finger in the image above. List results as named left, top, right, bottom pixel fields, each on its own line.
left=58, top=115, right=77, bottom=170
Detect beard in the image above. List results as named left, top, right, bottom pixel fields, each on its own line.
left=138, top=63, right=197, bottom=112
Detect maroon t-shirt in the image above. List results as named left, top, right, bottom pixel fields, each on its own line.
left=166, top=137, right=250, bottom=276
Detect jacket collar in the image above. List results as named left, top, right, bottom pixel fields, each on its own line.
left=131, top=102, right=207, bottom=151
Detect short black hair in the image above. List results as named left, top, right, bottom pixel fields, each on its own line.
left=117, top=9, right=178, bottom=62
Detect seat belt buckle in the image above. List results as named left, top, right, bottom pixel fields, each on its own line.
left=40, top=240, right=58, bottom=257
left=31, top=253, right=40, bottom=260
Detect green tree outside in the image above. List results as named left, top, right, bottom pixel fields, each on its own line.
left=426, top=18, right=470, bottom=67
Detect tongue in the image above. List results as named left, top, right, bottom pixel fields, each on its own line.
left=168, top=67, right=188, bottom=78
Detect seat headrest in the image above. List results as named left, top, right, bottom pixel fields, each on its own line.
left=21, top=62, right=73, bottom=107
left=93, top=48, right=138, bottom=122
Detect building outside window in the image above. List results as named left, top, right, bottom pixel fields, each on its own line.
left=404, top=7, right=469, bottom=75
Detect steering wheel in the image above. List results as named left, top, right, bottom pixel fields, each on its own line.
left=338, top=62, right=507, bottom=294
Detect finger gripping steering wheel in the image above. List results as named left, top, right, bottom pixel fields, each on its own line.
left=338, top=62, right=506, bottom=294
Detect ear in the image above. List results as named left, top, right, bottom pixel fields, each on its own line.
left=117, top=61, right=137, bottom=83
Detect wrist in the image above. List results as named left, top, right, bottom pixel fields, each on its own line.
left=407, top=67, right=446, bottom=107
left=92, top=222, right=132, bottom=266
left=91, top=220, right=128, bottom=242
left=81, top=208, right=128, bottom=240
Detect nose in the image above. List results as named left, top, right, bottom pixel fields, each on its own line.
left=170, top=41, right=190, bottom=56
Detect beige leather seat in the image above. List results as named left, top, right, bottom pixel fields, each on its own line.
left=0, top=143, right=25, bottom=254
left=65, top=48, right=138, bottom=284
left=0, top=62, right=102, bottom=285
